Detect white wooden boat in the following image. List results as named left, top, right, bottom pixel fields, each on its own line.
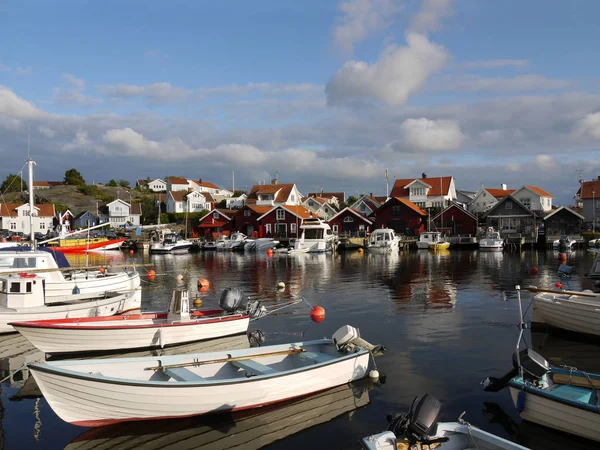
left=149, top=229, right=195, bottom=254
left=0, top=273, right=140, bottom=334
left=479, top=228, right=504, bottom=251
left=483, top=286, right=600, bottom=442
left=11, top=287, right=257, bottom=353
left=28, top=325, right=380, bottom=427
left=290, top=218, right=335, bottom=253
left=65, top=380, right=372, bottom=450
left=367, top=229, right=399, bottom=253
left=225, top=232, right=247, bottom=251
left=362, top=394, right=529, bottom=450
left=529, top=286, right=600, bottom=337
left=552, top=235, right=577, bottom=250
left=0, top=248, right=141, bottom=304
left=417, top=232, right=450, bottom=250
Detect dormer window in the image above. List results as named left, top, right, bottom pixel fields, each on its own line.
left=344, top=216, right=354, bottom=223
left=276, top=209, right=285, bottom=220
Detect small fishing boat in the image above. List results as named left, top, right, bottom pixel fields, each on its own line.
left=367, top=229, right=400, bottom=253
left=225, top=232, right=247, bottom=251
left=202, top=240, right=217, bottom=250
left=28, top=324, right=382, bottom=427
left=11, top=287, right=260, bottom=354
left=45, top=237, right=126, bottom=253
left=528, top=285, right=600, bottom=337
left=289, top=218, right=335, bottom=253
left=0, top=273, right=140, bottom=334
left=215, top=236, right=230, bottom=251
left=149, top=229, right=195, bottom=254
left=417, top=232, right=450, bottom=250
left=588, top=238, right=600, bottom=248
left=552, top=235, right=577, bottom=250
left=362, top=393, right=529, bottom=450
left=483, top=285, right=600, bottom=442
left=479, top=228, right=504, bottom=251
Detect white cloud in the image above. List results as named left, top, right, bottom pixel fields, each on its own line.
left=38, top=126, right=56, bottom=138
left=440, top=74, right=569, bottom=93
left=409, top=0, right=453, bottom=34
left=62, top=130, right=91, bottom=151
left=534, top=154, right=557, bottom=171
left=332, top=0, right=402, bottom=55
left=99, top=82, right=188, bottom=104
left=200, top=82, right=323, bottom=97
left=573, top=112, right=600, bottom=139
left=463, top=59, right=529, bottom=69
left=53, top=73, right=101, bottom=106
left=0, top=85, right=44, bottom=119
left=398, top=118, right=464, bottom=151
left=326, top=33, right=449, bottom=106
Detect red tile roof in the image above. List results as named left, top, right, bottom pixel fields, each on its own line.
left=0, top=203, right=55, bottom=217
left=136, top=179, right=148, bottom=186
left=524, top=185, right=554, bottom=198
left=247, top=205, right=273, bottom=214
left=394, top=198, right=428, bottom=216
left=581, top=180, right=600, bottom=199
left=247, top=183, right=295, bottom=204
left=169, top=191, right=187, bottom=202
left=307, top=192, right=345, bottom=203
left=390, top=176, right=452, bottom=197
left=195, top=181, right=220, bottom=190
left=33, top=181, right=64, bottom=187
left=167, top=177, right=188, bottom=185
left=486, top=188, right=515, bottom=199
left=281, top=205, right=313, bottom=219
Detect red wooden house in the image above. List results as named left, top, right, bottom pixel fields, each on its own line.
left=256, top=205, right=313, bottom=238
left=432, top=202, right=477, bottom=236
left=230, top=205, right=272, bottom=237
left=370, top=197, right=427, bottom=235
left=195, top=209, right=236, bottom=239
left=328, top=207, right=372, bottom=237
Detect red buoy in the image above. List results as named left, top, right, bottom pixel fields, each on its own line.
left=99, top=267, right=105, bottom=274
left=530, top=267, right=539, bottom=275
left=310, top=306, right=326, bottom=323
left=147, top=269, right=156, bottom=277
left=266, top=248, right=273, bottom=256
left=197, top=279, right=210, bottom=289
left=555, top=282, right=563, bottom=288
left=558, top=253, right=567, bottom=261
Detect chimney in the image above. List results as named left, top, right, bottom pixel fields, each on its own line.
left=271, top=178, right=278, bottom=185
left=369, top=193, right=373, bottom=198
left=198, top=178, right=202, bottom=184
left=501, top=184, right=507, bottom=190
left=422, top=172, right=427, bottom=179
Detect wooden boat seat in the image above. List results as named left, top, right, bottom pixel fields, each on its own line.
left=232, top=359, right=277, bottom=376
left=552, top=372, right=600, bottom=390
left=299, top=351, right=334, bottom=364
left=164, top=367, right=204, bottom=382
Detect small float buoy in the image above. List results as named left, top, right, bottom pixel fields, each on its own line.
left=530, top=267, right=538, bottom=275
left=199, top=286, right=209, bottom=293
left=277, top=282, right=285, bottom=290
left=369, top=369, right=380, bottom=381
left=129, top=249, right=134, bottom=255
left=147, top=269, right=156, bottom=277
left=176, top=274, right=184, bottom=281
left=147, top=275, right=156, bottom=281
left=197, top=279, right=210, bottom=289
left=310, top=305, right=326, bottom=323
left=266, top=248, right=273, bottom=256
left=558, top=253, right=567, bottom=261
left=193, top=297, right=202, bottom=307
left=99, top=267, right=105, bottom=274
left=555, top=282, right=563, bottom=289
left=358, top=248, right=364, bottom=253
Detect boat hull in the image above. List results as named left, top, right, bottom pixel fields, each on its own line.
left=48, top=239, right=126, bottom=253
left=532, top=292, right=600, bottom=337
left=509, top=386, right=600, bottom=442
left=12, top=312, right=249, bottom=353
left=29, top=342, right=370, bottom=426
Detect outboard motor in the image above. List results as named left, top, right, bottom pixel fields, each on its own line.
left=483, top=348, right=550, bottom=392
left=219, top=287, right=249, bottom=312
left=332, top=325, right=385, bottom=354
left=386, top=394, right=448, bottom=446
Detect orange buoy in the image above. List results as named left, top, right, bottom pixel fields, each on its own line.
left=198, top=279, right=210, bottom=289
left=147, top=269, right=156, bottom=277
left=358, top=248, right=364, bottom=253
left=530, top=267, right=539, bottom=275
left=129, top=249, right=134, bottom=255
left=555, top=282, right=563, bottom=288
left=199, top=286, right=209, bottom=293
left=266, top=248, right=273, bottom=256
left=99, top=267, right=105, bottom=274
left=147, top=275, right=156, bottom=281
left=558, top=253, right=567, bottom=260
left=310, top=306, right=326, bottom=323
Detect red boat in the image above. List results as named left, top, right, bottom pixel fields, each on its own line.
left=45, top=238, right=126, bottom=253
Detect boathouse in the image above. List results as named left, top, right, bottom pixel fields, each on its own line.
left=328, top=207, right=372, bottom=237
left=195, top=209, right=236, bottom=238
left=543, top=206, right=584, bottom=235
left=431, top=202, right=477, bottom=236
left=256, top=205, right=313, bottom=238
left=481, top=195, right=537, bottom=236
left=370, top=197, right=427, bottom=235
left=230, top=205, right=272, bottom=237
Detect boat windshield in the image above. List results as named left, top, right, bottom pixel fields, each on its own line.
left=0, top=256, right=37, bottom=269
left=305, top=229, right=324, bottom=239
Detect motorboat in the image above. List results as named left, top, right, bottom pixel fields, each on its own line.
left=225, top=232, right=247, bottom=251
left=0, top=248, right=141, bottom=304
left=367, top=229, right=400, bottom=253
left=243, top=238, right=279, bottom=252
left=28, top=325, right=382, bottom=427
left=0, top=273, right=140, bottom=334
left=479, top=228, right=504, bottom=251
left=588, top=238, right=600, bottom=248
left=552, top=235, right=577, bottom=250
left=528, top=285, right=600, bottom=337
left=417, top=232, right=450, bottom=251
left=362, top=393, right=529, bottom=450
left=202, top=240, right=217, bottom=250
left=289, top=218, right=335, bottom=253
left=483, top=285, right=600, bottom=442
left=215, top=236, right=230, bottom=251
left=44, top=236, right=126, bottom=253
left=149, top=229, right=195, bottom=254
left=11, top=287, right=261, bottom=354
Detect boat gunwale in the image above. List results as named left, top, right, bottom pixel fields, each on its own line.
left=28, top=340, right=369, bottom=387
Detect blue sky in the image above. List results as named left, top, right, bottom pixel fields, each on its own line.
left=1, top=0, right=600, bottom=204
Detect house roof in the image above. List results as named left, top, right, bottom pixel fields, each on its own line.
left=33, top=181, right=64, bottom=187
left=281, top=205, right=313, bottom=219
left=247, top=183, right=295, bottom=204
left=136, top=179, right=148, bottom=186
left=580, top=180, right=600, bottom=199
left=391, top=176, right=452, bottom=197
left=0, top=203, right=55, bottom=217
left=307, top=192, right=345, bottom=203
left=486, top=188, right=515, bottom=199
left=167, top=176, right=188, bottom=185
left=203, top=192, right=215, bottom=203
left=73, top=210, right=96, bottom=220
left=154, top=193, right=167, bottom=202
left=522, top=185, right=554, bottom=198
left=304, top=196, right=329, bottom=206
left=394, top=198, right=428, bottom=216
left=213, top=209, right=237, bottom=220
left=169, top=191, right=187, bottom=202
left=328, top=207, right=373, bottom=224
left=482, top=194, right=534, bottom=218
left=432, top=202, right=476, bottom=221
left=131, top=203, right=142, bottom=215
left=543, top=206, right=585, bottom=221
left=194, top=180, right=220, bottom=190
left=246, top=205, right=272, bottom=215
left=352, top=196, right=381, bottom=211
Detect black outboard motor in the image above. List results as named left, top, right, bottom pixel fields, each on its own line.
left=483, top=348, right=550, bottom=392
left=219, top=287, right=249, bottom=312
left=387, top=394, right=448, bottom=446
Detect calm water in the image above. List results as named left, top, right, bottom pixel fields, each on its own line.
left=1, top=247, right=599, bottom=449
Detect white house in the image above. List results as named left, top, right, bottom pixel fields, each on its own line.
left=189, top=179, right=233, bottom=198
left=226, top=193, right=247, bottom=209
left=166, top=177, right=190, bottom=192
left=302, top=196, right=338, bottom=220
left=469, top=185, right=515, bottom=214
left=0, top=203, right=55, bottom=235
left=512, top=185, right=554, bottom=213
left=166, top=191, right=213, bottom=214
left=246, top=182, right=303, bottom=207
left=100, top=199, right=142, bottom=227
left=390, top=175, right=457, bottom=209
left=350, top=195, right=382, bottom=217
left=145, top=179, right=167, bottom=192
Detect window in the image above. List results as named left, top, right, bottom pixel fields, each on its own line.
left=291, top=223, right=297, bottom=234
left=265, top=223, right=272, bottom=234
left=213, top=212, right=219, bottom=219
left=332, top=224, right=338, bottom=233
left=520, top=197, right=531, bottom=208
left=483, top=192, right=487, bottom=197
left=40, top=222, right=46, bottom=230
left=276, top=209, right=285, bottom=220
left=392, top=205, right=401, bottom=216
left=244, top=209, right=251, bottom=217
left=360, top=204, right=366, bottom=211
left=10, top=282, right=20, bottom=293
left=506, top=201, right=513, bottom=210
left=291, top=194, right=295, bottom=202
left=10, top=223, right=16, bottom=230
left=344, top=216, right=354, bottom=223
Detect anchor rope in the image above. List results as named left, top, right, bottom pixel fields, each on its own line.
left=0, top=364, right=26, bottom=384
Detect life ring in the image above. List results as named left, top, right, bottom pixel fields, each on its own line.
left=18, top=273, right=36, bottom=278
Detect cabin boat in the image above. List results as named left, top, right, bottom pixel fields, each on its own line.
left=483, top=286, right=600, bottom=442
left=417, top=232, right=450, bottom=251
left=362, top=394, right=529, bottom=450
left=28, top=325, right=382, bottom=427
left=552, top=235, right=577, bottom=250
left=290, top=218, right=335, bottom=253
left=244, top=238, right=279, bottom=252
left=367, top=229, right=399, bottom=253
left=0, top=273, right=140, bottom=334
left=528, top=285, right=600, bottom=337
left=479, top=228, right=504, bottom=251
left=202, top=241, right=217, bottom=250
left=11, top=287, right=259, bottom=354
left=226, top=232, right=247, bottom=251
left=0, top=249, right=141, bottom=307
left=149, top=229, right=195, bottom=254
left=215, top=236, right=231, bottom=251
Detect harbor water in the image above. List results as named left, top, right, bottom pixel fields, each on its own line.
left=1, top=248, right=599, bottom=449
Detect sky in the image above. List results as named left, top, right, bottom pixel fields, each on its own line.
left=1, top=0, right=599, bottom=205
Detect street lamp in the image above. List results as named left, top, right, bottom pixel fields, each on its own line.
left=593, top=190, right=596, bottom=233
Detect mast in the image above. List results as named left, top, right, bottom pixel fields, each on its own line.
left=27, top=158, right=36, bottom=250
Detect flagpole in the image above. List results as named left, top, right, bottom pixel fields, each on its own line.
left=385, top=169, right=389, bottom=199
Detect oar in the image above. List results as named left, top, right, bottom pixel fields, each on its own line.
left=145, top=348, right=306, bottom=371
left=0, top=263, right=153, bottom=276
left=524, top=286, right=600, bottom=298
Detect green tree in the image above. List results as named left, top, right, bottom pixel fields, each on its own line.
left=64, top=168, right=86, bottom=186
left=0, top=173, right=27, bottom=193
left=140, top=196, right=159, bottom=225
left=346, top=195, right=358, bottom=206
left=107, top=179, right=118, bottom=187
left=118, top=180, right=131, bottom=188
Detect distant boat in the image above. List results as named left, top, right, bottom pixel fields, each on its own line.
left=149, top=229, right=194, bottom=254
left=45, top=237, right=126, bottom=253
left=417, top=232, right=450, bottom=251
left=28, top=324, right=382, bottom=427
left=243, top=238, right=278, bottom=252
left=289, top=218, right=335, bottom=253
left=367, top=228, right=400, bottom=253
left=479, top=228, right=504, bottom=251
left=225, top=232, right=247, bottom=251
left=552, top=235, right=577, bottom=250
